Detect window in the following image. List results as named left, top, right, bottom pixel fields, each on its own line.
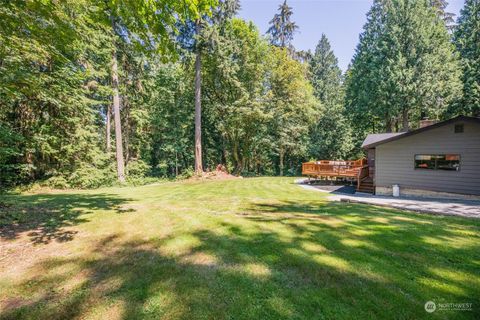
left=415, top=154, right=460, bottom=171
left=454, top=124, right=464, bottom=133
left=437, top=155, right=461, bottom=170
left=414, top=155, right=436, bottom=170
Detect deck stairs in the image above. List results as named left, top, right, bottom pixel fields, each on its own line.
left=357, top=177, right=374, bottom=194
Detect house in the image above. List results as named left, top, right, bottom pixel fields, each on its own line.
left=360, top=115, right=480, bottom=199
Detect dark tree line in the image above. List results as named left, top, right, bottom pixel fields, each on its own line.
left=1, top=0, right=478, bottom=189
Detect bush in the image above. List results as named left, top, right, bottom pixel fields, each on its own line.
left=126, top=160, right=150, bottom=179
left=67, top=163, right=116, bottom=189
left=0, top=123, right=27, bottom=189
left=126, top=176, right=163, bottom=186
left=151, top=161, right=169, bottom=177
left=126, top=160, right=165, bottom=186
left=44, top=176, right=70, bottom=189
left=177, top=167, right=194, bottom=180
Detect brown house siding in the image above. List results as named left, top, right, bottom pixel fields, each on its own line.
left=375, top=120, right=480, bottom=196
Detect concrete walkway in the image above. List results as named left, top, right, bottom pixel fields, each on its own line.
left=298, top=181, right=480, bottom=219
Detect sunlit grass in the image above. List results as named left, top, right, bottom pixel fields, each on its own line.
left=0, top=177, right=479, bottom=319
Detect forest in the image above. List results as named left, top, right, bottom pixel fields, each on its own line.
left=0, top=0, right=479, bottom=189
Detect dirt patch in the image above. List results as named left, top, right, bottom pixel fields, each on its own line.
left=0, top=297, right=32, bottom=314
left=189, top=164, right=241, bottom=181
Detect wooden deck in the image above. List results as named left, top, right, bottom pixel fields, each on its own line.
left=302, top=159, right=367, bottom=178
left=302, top=159, right=372, bottom=193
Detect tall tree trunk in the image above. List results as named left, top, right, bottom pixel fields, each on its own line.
left=17, top=101, right=35, bottom=179
left=385, top=113, right=392, bottom=133
left=234, top=152, right=244, bottom=174
left=124, top=97, right=130, bottom=164
left=111, top=17, right=125, bottom=183
left=279, top=148, right=284, bottom=176
left=175, top=150, right=178, bottom=177
left=232, top=140, right=242, bottom=174
left=402, top=107, right=409, bottom=132
left=194, top=19, right=203, bottom=175
left=221, top=136, right=227, bottom=165
left=106, top=104, right=111, bottom=152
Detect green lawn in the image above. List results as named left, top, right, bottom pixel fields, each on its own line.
left=0, top=177, right=479, bottom=319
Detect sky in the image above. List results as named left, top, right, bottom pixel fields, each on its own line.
left=238, top=0, right=465, bottom=71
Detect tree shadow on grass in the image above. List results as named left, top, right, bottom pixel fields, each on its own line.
left=0, top=234, right=386, bottom=320
left=1, top=199, right=479, bottom=319
left=246, top=201, right=480, bottom=300
left=0, top=193, right=132, bottom=244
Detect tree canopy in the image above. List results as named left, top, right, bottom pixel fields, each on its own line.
left=453, top=0, right=480, bottom=117
left=0, top=0, right=476, bottom=188
left=308, top=34, right=353, bottom=160
left=345, top=0, right=461, bottom=145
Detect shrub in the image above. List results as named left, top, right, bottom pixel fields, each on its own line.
left=151, top=161, right=169, bottom=177
left=44, top=176, right=70, bottom=189
left=177, top=167, right=194, bottom=180
left=126, top=160, right=150, bottom=179
left=67, top=163, right=116, bottom=189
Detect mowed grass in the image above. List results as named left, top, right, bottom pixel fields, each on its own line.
left=0, top=177, right=479, bottom=320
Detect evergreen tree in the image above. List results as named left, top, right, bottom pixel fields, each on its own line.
left=0, top=0, right=114, bottom=187
left=212, top=0, right=241, bottom=24
left=453, top=0, right=480, bottom=117
left=345, top=0, right=390, bottom=147
left=430, top=0, right=456, bottom=30
left=267, top=0, right=298, bottom=49
left=308, top=34, right=353, bottom=160
left=345, top=0, right=461, bottom=146
left=293, top=50, right=312, bottom=63
left=309, top=34, right=342, bottom=105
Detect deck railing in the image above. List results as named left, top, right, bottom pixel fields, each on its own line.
left=302, top=159, right=367, bottom=179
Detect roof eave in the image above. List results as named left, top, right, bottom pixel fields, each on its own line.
left=361, top=115, right=480, bottom=149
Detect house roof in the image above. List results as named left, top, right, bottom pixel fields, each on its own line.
left=361, top=133, right=405, bottom=148
left=361, top=115, right=480, bottom=149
